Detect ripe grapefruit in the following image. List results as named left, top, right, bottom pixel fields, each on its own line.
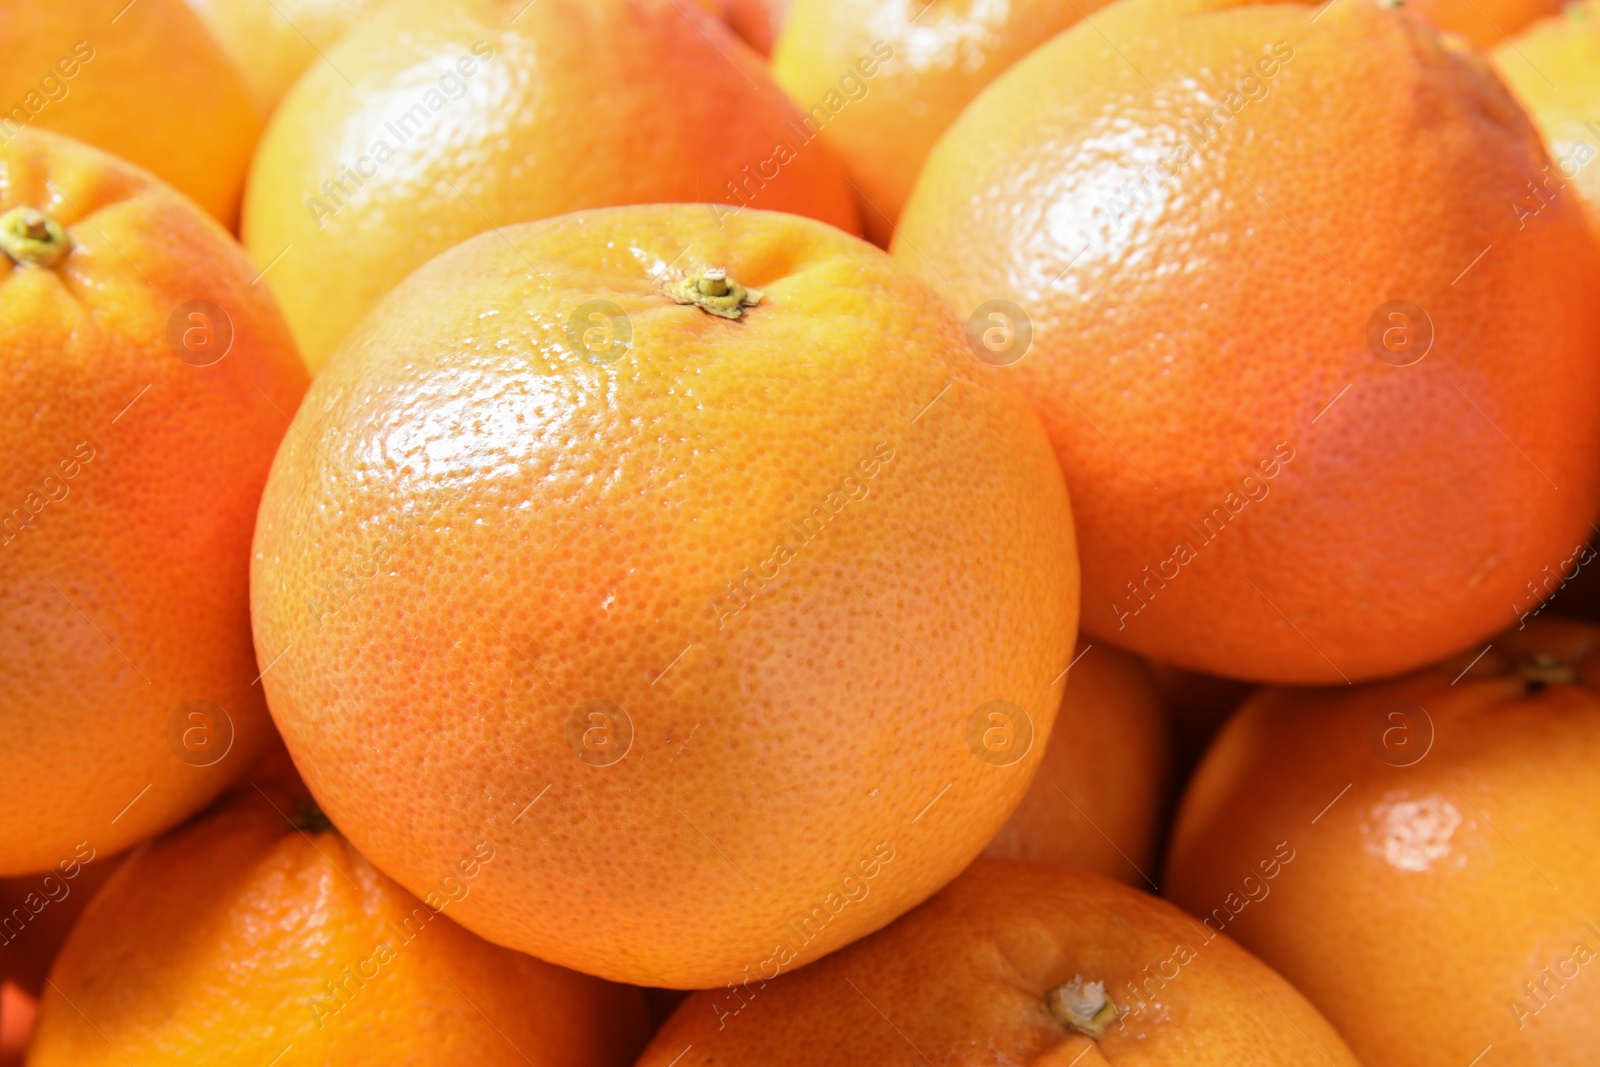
left=186, top=0, right=383, bottom=116
left=1493, top=0, right=1600, bottom=227
left=772, top=0, right=1110, bottom=245
left=0, top=129, right=308, bottom=876
left=249, top=204, right=1079, bottom=987
left=244, top=0, right=861, bottom=371
left=25, top=784, right=650, bottom=1065
left=894, top=0, right=1600, bottom=683
left=638, top=858, right=1360, bottom=1065
left=1411, top=0, right=1564, bottom=49
left=1166, top=617, right=1600, bottom=1067
left=0, top=0, right=259, bottom=226
left=985, top=642, right=1172, bottom=886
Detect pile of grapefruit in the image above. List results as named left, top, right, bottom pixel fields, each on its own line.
left=2, top=0, right=1598, bottom=1063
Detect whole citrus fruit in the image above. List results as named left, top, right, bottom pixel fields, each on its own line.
left=894, top=0, right=1600, bottom=684
left=637, top=858, right=1360, bottom=1065
left=244, top=0, right=861, bottom=371
left=1165, top=617, right=1600, bottom=1067
left=984, top=642, right=1172, bottom=886
left=250, top=204, right=1079, bottom=988
left=186, top=0, right=383, bottom=116
left=0, top=129, right=307, bottom=876
left=25, top=784, right=650, bottom=1066
left=1411, top=0, right=1564, bottom=48
left=772, top=0, right=1110, bottom=246
left=0, top=0, right=259, bottom=226
left=1493, top=0, right=1600, bottom=226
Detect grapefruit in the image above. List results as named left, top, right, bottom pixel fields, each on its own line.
left=249, top=204, right=1079, bottom=987
left=638, top=858, right=1361, bottom=1066
left=186, top=0, right=383, bottom=116
left=1493, top=0, right=1600, bottom=228
left=772, top=0, right=1111, bottom=245
left=243, top=0, right=861, bottom=370
left=26, top=784, right=651, bottom=1065
left=1166, top=617, right=1600, bottom=1067
left=0, top=0, right=259, bottom=226
left=985, top=642, right=1172, bottom=886
left=894, top=0, right=1600, bottom=683
left=0, top=129, right=307, bottom=876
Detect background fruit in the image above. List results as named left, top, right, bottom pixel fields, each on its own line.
left=1165, top=617, right=1600, bottom=1067
left=1493, top=0, right=1600, bottom=226
left=894, top=0, right=1600, bottom=684
left=26, top=785, right=651, bottom=1066
left=244, top=0, right=861, bottom=371
left=1410, top=0, right=1565, bottom=49
left=1146, top=659, right=1255, bottom=771
left=638, top=858, right=1361, bottom=1065
left=717, top=0, right=794, bottom=55
left=984, top=642, right=1171, bottom=885
left=0, top=854, right=118, bottom=1067
left=186, top=0, right=383, bottom=117
left=0, top=0, right=260, bottom=226
left=0, top=129, right=307, bottom=876
left=0, top=856, right=119, bottom=996
left=0, top=984, right=30, bottom=1067
left=250, top=205, right=1079, bottom=988
left=772, top=0, right=1109, bottom=245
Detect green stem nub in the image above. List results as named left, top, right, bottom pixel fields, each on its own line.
left=1047, top=977, right=1119, bottom=1037
left=663, top=266, right=762, bottom=319
left=0, top=206, right=72, bottom=268
left=290, top=797, right=336, bottom=834
left=1519, top=653, right=1577, bottom=691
